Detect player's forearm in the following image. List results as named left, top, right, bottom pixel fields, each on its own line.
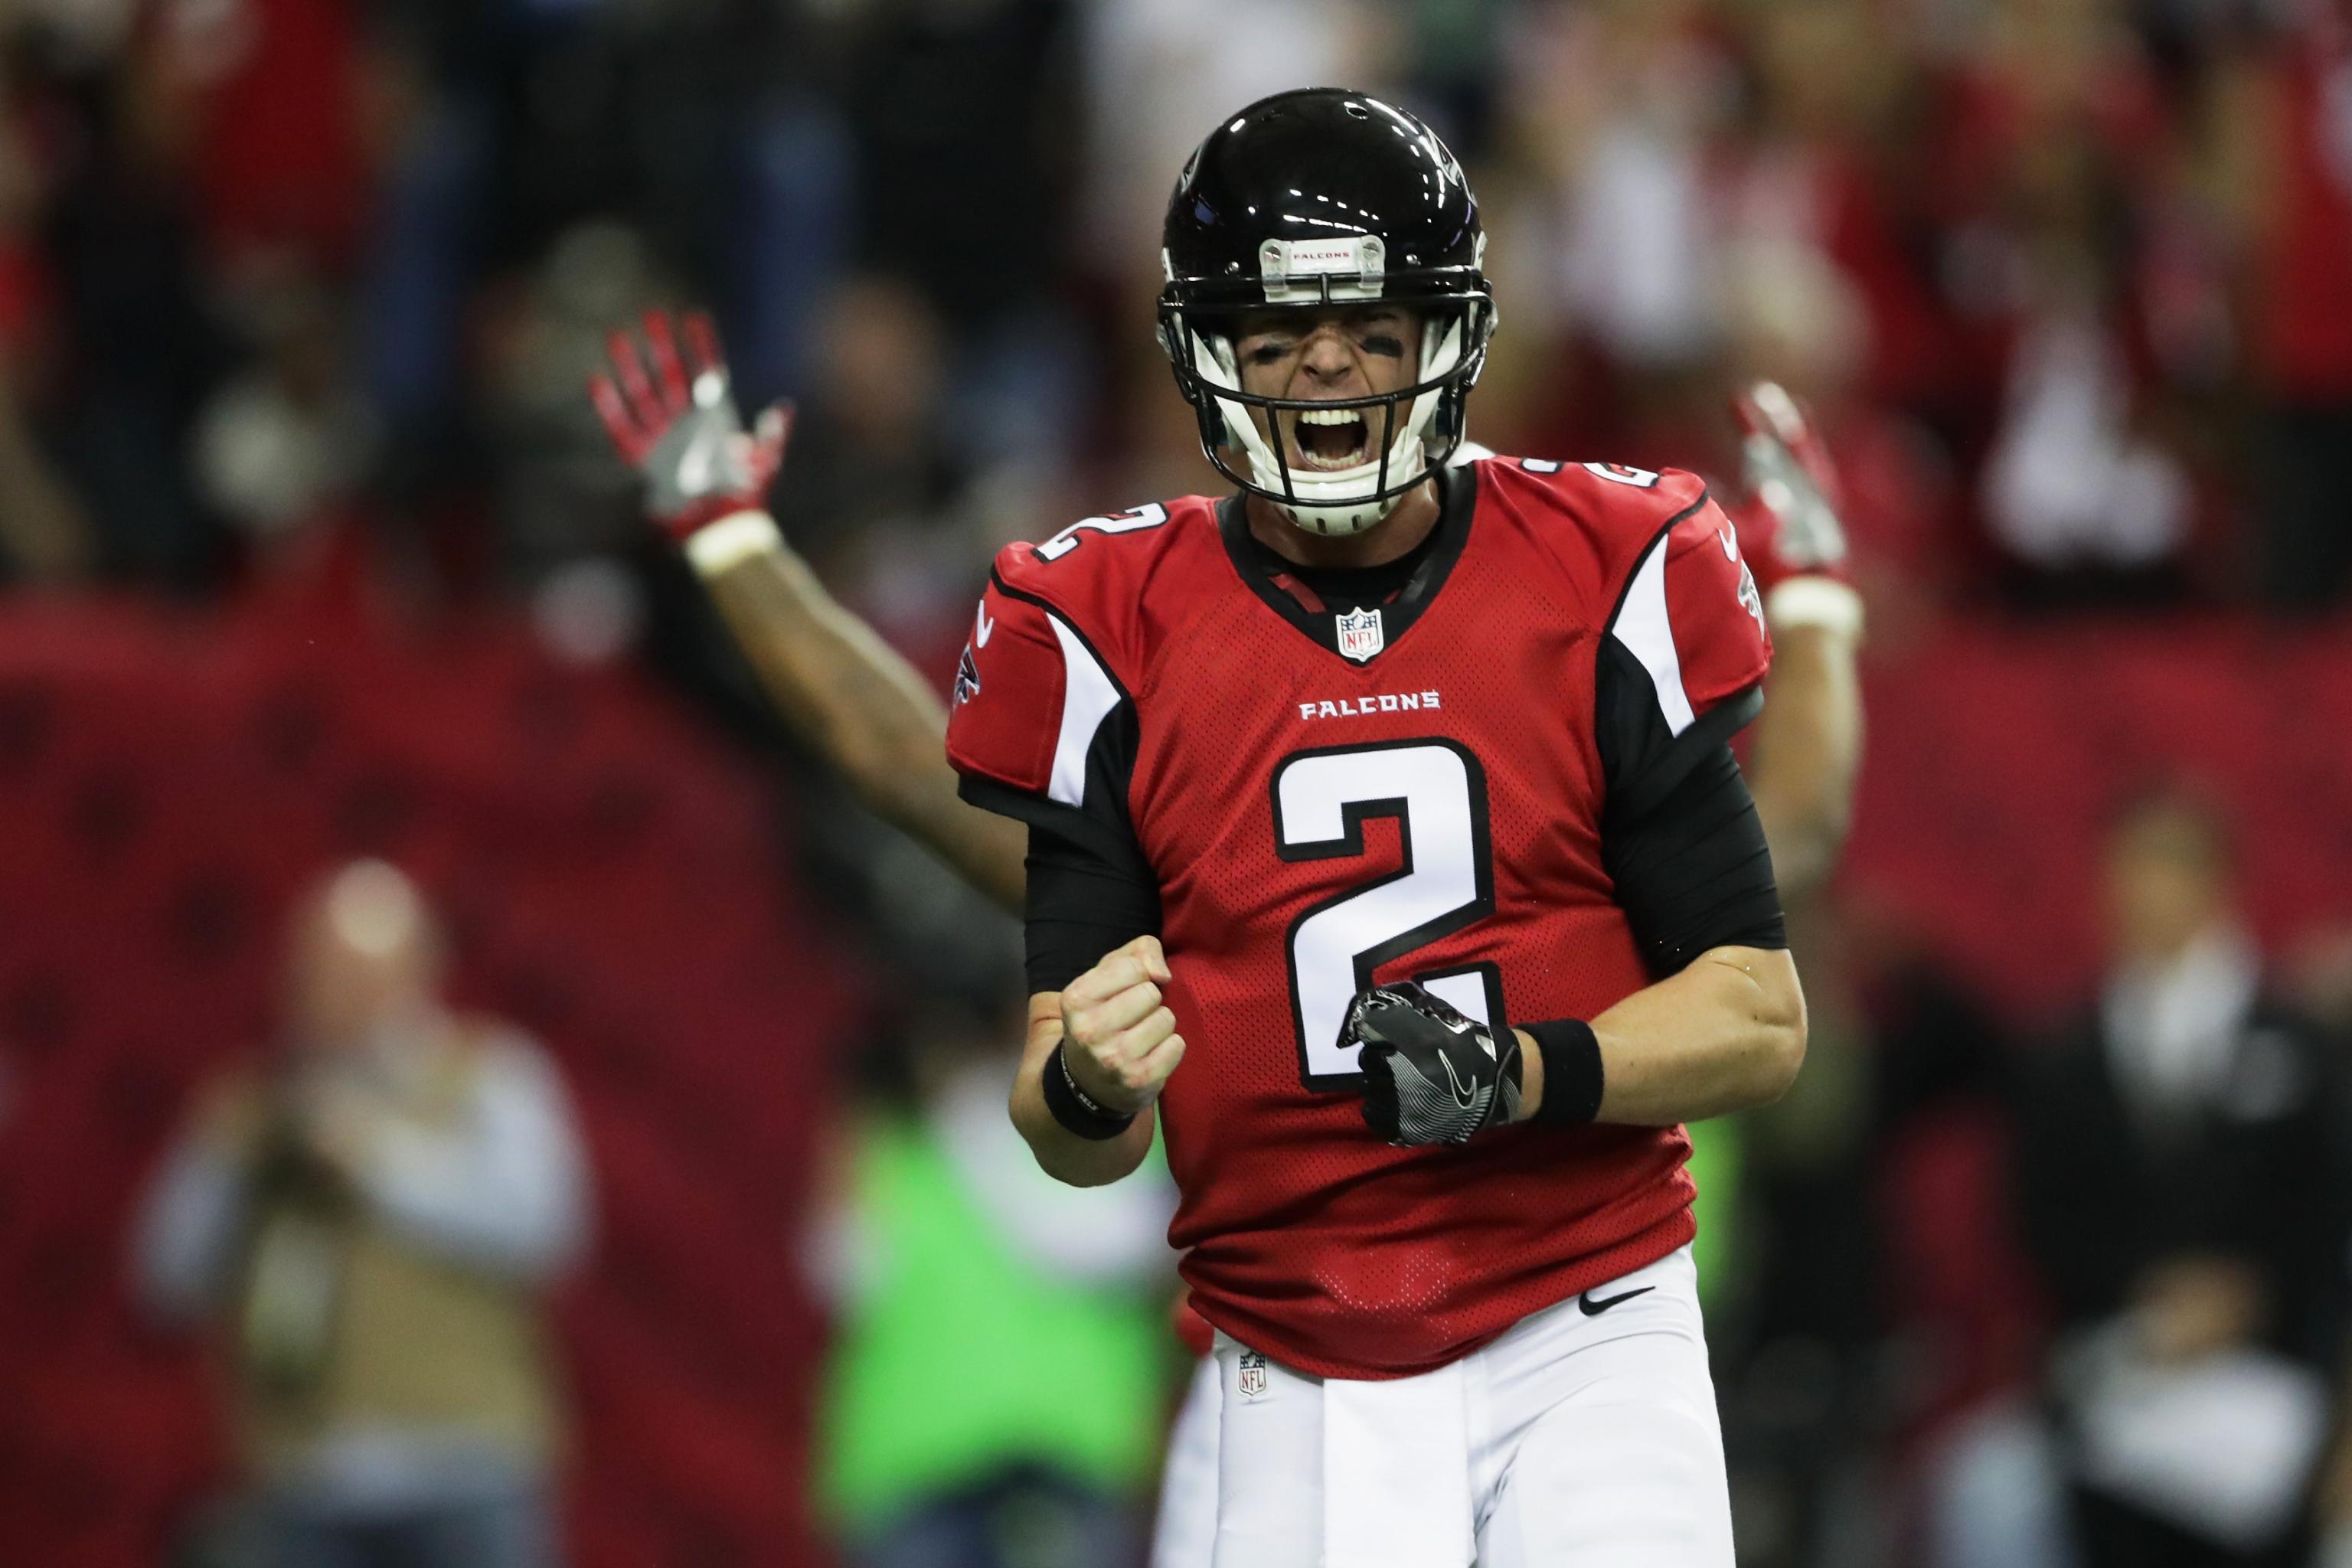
left=702, top=535, right=1027, bottom=910
left=1517, top=946, right=1805, bottom=1125
left=1746, top=622, right=1862, bottom=900
left=1010, top=992, right=1158, bottom=1186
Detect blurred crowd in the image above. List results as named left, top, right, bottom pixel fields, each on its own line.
left=1757, top=786, right=2352, bottom=1568
left=0, top=0, right=2346, bottom=627
left=2, top=1, right=2350, bottom=1566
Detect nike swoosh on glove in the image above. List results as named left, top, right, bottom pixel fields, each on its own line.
left=1345, top=982, right=1522, bottom=1146
left=590, top=309, right=791, bottom=545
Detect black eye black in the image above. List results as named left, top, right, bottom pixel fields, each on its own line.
left=1250, top=343, right=1292, bottom=365
left=1361, top=335, right=1406, bottom=358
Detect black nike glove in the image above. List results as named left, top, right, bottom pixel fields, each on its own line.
left=1345, top=982, right=1523, bottom=1146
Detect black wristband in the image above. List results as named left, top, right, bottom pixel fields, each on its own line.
left=1524, top=1019, right=1604, bottom=1125
left=1041, top=1042, right=1138, bottom=1140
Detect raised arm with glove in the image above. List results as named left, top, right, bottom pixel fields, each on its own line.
left=1725, top=381, right=1866, bottom=898
left=590, top=311, right=1026, bottom=909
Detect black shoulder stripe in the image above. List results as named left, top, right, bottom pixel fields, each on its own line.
left=1597, top=485, right=1714, bottom=638
left=988, top=566, right=1135, bottom=705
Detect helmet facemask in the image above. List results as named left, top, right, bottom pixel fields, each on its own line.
left=1161, top=285, right=1495, bottom=539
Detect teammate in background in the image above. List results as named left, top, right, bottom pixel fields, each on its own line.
left=1722, top=382, right=1864, bottom=900
left=591, top=306, right=1027, bottom=915
left=597, top=95, right=1863, bottom=1568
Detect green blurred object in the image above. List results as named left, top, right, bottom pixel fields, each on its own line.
left=819, top=1116, right=1169, bottom=1534
left=1684, top=1114, right=1745, bottom=1310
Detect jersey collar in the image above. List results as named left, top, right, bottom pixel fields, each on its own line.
left=1216, top=464, right=1478, bottom=667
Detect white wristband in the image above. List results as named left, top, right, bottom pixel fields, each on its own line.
left=1766, top=575, right=1865, bottom=640
left=683, top=510, right=784, bottom=578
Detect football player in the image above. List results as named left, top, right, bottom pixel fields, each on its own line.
left=596, top=90, right=1864, bottom=1567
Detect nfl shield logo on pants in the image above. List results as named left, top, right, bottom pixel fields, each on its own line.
left=1335, top=606, right=1384, bottom=663
left=1238, top=1350, right=1269, bottom=1399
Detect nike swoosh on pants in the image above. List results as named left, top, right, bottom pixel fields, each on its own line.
left=1578, top=1285, right=1655, bottom=1316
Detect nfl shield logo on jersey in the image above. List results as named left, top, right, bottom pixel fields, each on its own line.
left=1237, top=1350, right=1269, bottom=1400
left=1335, top=606, right=1384, bottom=663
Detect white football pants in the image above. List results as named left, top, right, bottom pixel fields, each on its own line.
left=1162, top=1245, right=1731, bottom=1568
left=1150, top=1351, right=1222, bottom=1568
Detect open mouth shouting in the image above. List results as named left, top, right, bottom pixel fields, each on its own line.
left=1287, top=404, right=1384, bottom=472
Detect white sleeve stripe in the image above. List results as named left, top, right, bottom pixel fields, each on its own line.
left=1609, top=537, right=1696, bottom=737
left=1047, top=613, right=1122, bottom=808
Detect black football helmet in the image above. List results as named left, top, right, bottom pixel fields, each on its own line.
left=1158, top=89, right=1496, bottom=536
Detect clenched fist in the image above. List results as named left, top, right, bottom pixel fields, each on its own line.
left=1059, top=935, right=1186, bottom=1116
left=1346, top=982, right=1524, bottom=1145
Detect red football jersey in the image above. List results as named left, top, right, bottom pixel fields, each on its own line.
left=947, top=458, right=1771, bottom=1379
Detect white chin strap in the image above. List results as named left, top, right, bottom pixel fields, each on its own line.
left=1195, top=316, right=1464, bottom=537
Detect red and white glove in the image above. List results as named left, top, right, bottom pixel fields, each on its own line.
left=590, top=309, right=794, bottom=577
left=1728, top=381, right=1864, bottom=639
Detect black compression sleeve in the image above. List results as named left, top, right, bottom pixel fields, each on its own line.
left=1602, top=743, right=1786, bottom=979
left=1024, top=823, right=1163, bottom=995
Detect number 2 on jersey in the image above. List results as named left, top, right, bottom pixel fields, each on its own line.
left=1034, top=504, right=1170, bottom=563
left=1272, top=740, right=1499, bottom=1089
